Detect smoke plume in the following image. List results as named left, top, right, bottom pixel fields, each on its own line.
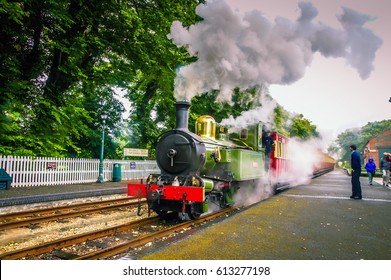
left=233, top=137, right=328, bottom=207
left=169, top=0, right=382, bottom=101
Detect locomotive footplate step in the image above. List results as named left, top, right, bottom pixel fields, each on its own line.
left=140, top=170, right=391, bottom=260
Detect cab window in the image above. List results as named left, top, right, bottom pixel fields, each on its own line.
left=239, top=129, right=248, bottom=140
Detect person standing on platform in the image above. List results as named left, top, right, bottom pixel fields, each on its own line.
left=350, top=144, right=362, bottom=199
left=388, top=153, right=391, bottom=186
left=364, top=158, right=376, bottom=185
left=262, top=130, right=274, bottom=172
left=380, top=153, right=390, bottom=186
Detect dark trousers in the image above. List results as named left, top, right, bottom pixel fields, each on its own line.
left=351, top=170, right=362, bottom=197
left=265, top=153, right=271, bottom=172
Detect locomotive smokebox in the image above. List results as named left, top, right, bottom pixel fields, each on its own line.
left=155, top=100, right=206, bottom=176
left=175, top=101, right=191, bottom=131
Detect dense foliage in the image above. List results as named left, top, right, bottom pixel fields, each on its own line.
left=0, top=0, right=203, bottom=158
left=1, top=0, right=320, bottom=159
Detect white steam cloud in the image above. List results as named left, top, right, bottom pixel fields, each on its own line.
left=233, top=137, right=328, bottom=207
left=169, top=0, right=382, bottom=101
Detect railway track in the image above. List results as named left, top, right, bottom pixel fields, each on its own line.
left=0, top=197, right=146, bottom=230
left=77, top=207, right=234, bottom=260
left=0, top=207, right=234, bottom=260
left=312, top=168, right=334, bottom=178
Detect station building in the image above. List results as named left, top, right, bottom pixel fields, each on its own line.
left=363, top=130, right=391, bottom=167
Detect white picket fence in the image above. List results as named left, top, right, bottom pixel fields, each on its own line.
left=0, top=156, right=160, bottom=188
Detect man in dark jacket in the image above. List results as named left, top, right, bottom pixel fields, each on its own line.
left=350, top=144, right=362, bottom=199
left=262, top=130, right=274, bottom=172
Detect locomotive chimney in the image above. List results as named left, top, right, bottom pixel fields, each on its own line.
left=175, top=101, right=191, bottom=131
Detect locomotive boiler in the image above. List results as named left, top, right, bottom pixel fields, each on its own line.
left=128, top=101, right=266, bottom=220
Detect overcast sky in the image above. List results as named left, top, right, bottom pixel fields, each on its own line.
left=225, top=0, right=390, bottom=139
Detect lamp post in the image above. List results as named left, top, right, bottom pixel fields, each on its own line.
left=98, top=113, right=107, bottom=183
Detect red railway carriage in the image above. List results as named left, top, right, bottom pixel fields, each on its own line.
left=269, top=132, right=290, bottom=179
left=267, top=132, right=335, bottom=186
left=314, top=152, right=336, bottom=173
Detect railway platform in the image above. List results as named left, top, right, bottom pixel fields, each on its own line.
left=141, top=170, right=391, bottom=260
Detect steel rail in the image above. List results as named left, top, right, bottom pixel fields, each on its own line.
left=76, top=207, right=234, bottom=260
left=0, top=200, right=147, bottom=230
left=0, top=197, right=141, bottom=220
left=0, top=216, right=160, bottom=260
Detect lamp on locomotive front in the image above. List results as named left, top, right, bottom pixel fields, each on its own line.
left=196, top=115, right=216, bottom=140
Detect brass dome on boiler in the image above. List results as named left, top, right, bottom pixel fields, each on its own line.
left=195, top=115, right=216, bottom=140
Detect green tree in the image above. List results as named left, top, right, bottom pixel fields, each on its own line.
left=273, top=105, right=289, bottom=136
left=0, top=0, right=203, bottom=158
left=289, top=114, right=319, bottom=140
left=190, top=88, right=260, bottom=128
left=125, top=0, right=203, bottom=156
left=333, top=129, right=361, bottom=163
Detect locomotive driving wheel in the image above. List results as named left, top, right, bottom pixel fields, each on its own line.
left=178, top=212, right=201, bottom=221
left=190, top=211, right=201, bottom=219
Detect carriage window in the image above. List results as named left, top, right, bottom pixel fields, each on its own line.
left=278, top=142, right=283, bottom=158
left=274, top=141, right=284, bottom=158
